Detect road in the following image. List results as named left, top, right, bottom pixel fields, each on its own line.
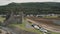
left=0, top=26, right=38, bottom=34
left=0, top=26, right=17, bottom=34
left=26, top=17, right=60, bottom=33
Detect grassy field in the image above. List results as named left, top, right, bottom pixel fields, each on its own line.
left=43, top=16, right=58, bottom=18
left=0, top=16, right=5, bottom=22
left=51, top=32, right=60, bottom=34
left=9, top=24, right=43, bottom=34
left=0, top=17, right=59, bottom=34
left=8, top=19, right=60, bottom=34
left=9, top=23, right=42, bottom=34
left=8, top=19, right=43, bottom=34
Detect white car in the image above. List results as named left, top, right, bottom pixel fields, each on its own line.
left=39, top=27, right=48, bottom=33
left=31, top=24, right=40, bottom=30
left=31, top=24, right=48, bottom=33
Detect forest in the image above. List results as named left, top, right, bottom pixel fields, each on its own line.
left=0, top=2, right=60, bottom=15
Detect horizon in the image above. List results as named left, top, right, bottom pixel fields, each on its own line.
left=0, top=0, right=60, bottom=6
left=0, top=2, right=60, bottom=6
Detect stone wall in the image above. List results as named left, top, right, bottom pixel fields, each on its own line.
left=3, top=12, right=23, bottom=26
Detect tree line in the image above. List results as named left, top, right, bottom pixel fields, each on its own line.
left=0, top=2, right=60, bottom=15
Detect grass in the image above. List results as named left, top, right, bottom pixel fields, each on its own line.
left=51, top=32, right=60, bottom=34
left=9, top=20, right=60, bottom=34
left=43, top=16, right=58, bottom=18
left=8, top=19, right=43, bottom=34
left=0, top=16, right=5, bottom=22
left=9, top=24, right=42, bottom=34
left=0, top=16, right=60, bottom=34
left=8, top=18, right=60, bottom=34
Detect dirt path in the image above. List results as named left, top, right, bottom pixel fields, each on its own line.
left=0, top=26, right=38, bottom=34
left=26, top=17, right=60, bottom=33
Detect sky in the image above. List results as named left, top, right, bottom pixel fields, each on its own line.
left=0, top=0, right=60, bottom=5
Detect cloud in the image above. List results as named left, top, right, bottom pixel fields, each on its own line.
left=52, top=0, right=60, bottom=2
left=12, top=0, right=54, bottom=3
left=0, top=0, right=12, bottom=5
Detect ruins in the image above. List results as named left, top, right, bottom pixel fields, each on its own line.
left=3, top=12, right=23, bottom=26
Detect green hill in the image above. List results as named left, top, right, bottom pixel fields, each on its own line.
left=0, top=2, right=60, bottom=14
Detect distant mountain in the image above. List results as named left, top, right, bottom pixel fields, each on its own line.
left=0, top=2, right=59, bottom=8
left=6, top=2, right=60, bottom=8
